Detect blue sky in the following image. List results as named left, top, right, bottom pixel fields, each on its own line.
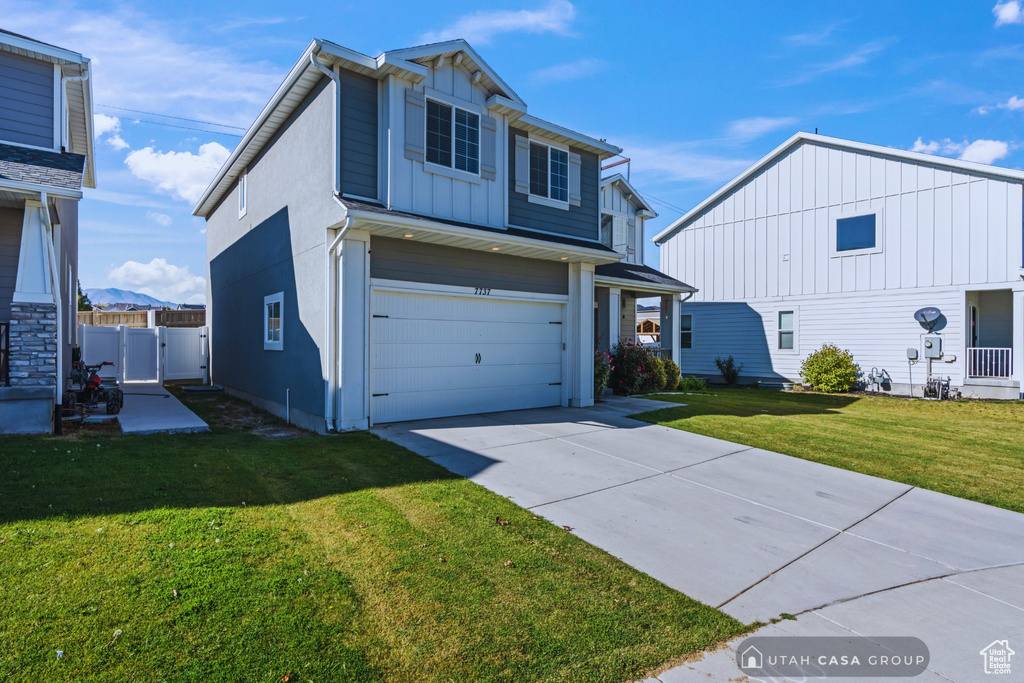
left=7, top=0, right=1024, bottom=303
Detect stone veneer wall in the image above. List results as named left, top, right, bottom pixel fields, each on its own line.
left=8, top=301, right=57, bottom=386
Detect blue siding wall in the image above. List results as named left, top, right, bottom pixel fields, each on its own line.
left=507, top=127, right=599, bottom=241
left=339, top=68, right=378, bottom=199
left=0, top=52, right=54, bottom=148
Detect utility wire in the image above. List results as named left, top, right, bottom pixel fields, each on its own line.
left=97, top=104, right=248, bottom=131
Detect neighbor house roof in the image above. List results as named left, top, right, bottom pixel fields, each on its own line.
left=594, top=261, right=695, bottom=294
left=193, top=38, right=622, bottom=218
left=653, top=131, right=1024, bottom=244
left=0, top=30, right=95, bottom=189
left=0, top=143, right=86, bottom=195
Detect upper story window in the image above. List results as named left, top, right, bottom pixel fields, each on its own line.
left=831, top=210, right=883, bottom=258
left=426, top=99, right=479, bottom=174
left=529, top=142, right=569, bottom=203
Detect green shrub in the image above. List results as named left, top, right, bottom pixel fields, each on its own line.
left=678, top=375, right=707, bottom=392
left=714, top=356, right=742, bottom=385
left=800, top=344, right=861, bottom=393
left=594, top=349, right=612, bottom=398
left=662, top=359, right=681, bottom=391
left=643, top=356, right=668, bottom=393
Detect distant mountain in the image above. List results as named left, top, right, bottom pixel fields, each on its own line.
left=84, top=288, right=176, bottom=308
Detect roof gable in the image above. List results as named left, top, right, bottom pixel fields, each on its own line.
left=383, top=40, right=524, bottom=108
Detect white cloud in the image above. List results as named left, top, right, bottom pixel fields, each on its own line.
left=625, top=143, right=752, bottom=185
left=93, top=113, right=130, bottom=150
left=422, top=0, right=577, bottom=45
left=784, top=23, right=843, bottom=47
left=4, top=1, right=283, bottom=127
left=531, top=58, right=605, bottom=83
left=125, top=142, right=230, bottom=204
left=146, top=211, right=172, bottom=227
left=994, top=1, right=1024, bottom=26
left=778, top=40, right=892, bottom=86
left=975, top=95, right=1024, bottom=114
left=911, top=137, right=1011, bottom=164
left=727, top=116, right=799, bottom=141
left=109, top=258, right=206, bottom=304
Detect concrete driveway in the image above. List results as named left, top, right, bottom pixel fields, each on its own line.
left=372, top=397, right=1024, bottom=683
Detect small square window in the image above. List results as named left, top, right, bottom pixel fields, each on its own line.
left=680, top=314, right=692, bottom=350
left=238, top=170, right=247, bottom=219
left=264, top=293, right=283, bottom=351
left=836, top=214, right=876, bottom=251
left=778, top=310, right=795, bottom=350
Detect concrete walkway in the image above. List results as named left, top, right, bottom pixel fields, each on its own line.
left=104, top=383, right=208, bottom=435
left=372, top=397, right=1024, bottom=683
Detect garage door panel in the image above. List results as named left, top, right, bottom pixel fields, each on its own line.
left=370, top=287, right=565, bottom=423
left=373, top=342, right=563, bottom=369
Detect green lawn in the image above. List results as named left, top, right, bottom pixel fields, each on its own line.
left=637, top=387, right=1024, bottom=513
left=0, top=392, right=747, bottom=683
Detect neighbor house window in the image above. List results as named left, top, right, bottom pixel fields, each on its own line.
left=426, top=100, right=479, bottom=174
left=680, top=314, right=692, bottom=349
left=529, top=142, right=569, bottom=203
left=264, top=292, right=283, bottom=351
left=831, top=210, right=883, bottom=257
left=778, top=310, right=795, bottom=350
left=238, top=169, right=247, bottom=219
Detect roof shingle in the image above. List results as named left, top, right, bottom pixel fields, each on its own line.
left=0, top=143, right=86, bottom=191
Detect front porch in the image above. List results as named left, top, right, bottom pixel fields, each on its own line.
left=964, top=288, right=1024, bottom=399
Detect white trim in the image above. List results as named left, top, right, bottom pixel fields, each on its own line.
left=830, top=208, right=883, bottom=258
left=0, top=138, right=60, bottom=154
left=370, top=277, right=569, bottom=304
left=601, top=173, right=658, bottom=217
left=0, top=178, right=82, bottom=200
left=777, top=307, right=798, bottom=353
left=424, top=94, right=482, bottom=180
left=0, top=32, right=85, bottom=64
left=52, top=63, right=61, bottom=149
left=263, top=292, right=283, bottom=351
left=654, top=131, right=1024, bottom=244
left=680, top=311, right=693, bottom=350
left=526, top=136, right=571, bottom=209
left=528, top=194, right=569, bottom=210
left=516, top=113, right=620, bottom=157
left=593, top=273, right=693, bottom=295
left=237, top=169, right=247, bottom=219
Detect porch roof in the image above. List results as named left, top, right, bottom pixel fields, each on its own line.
left=594, top=261, right=695, bottom=295
left=0, top=144, right=86, bottom=193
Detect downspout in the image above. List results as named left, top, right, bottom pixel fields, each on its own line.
left=60, top=68, right=89, bottom=151
left=39, top=193, right=63, bottom=403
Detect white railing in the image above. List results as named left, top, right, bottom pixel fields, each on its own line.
left=967, top=347, right=1013, bottom=379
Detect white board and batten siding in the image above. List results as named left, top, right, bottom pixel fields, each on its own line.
left=600, top=182, right=643, bottom=264
left=386, top=62, right=505, bottom=228
left=369, top=285, right=565, bottom=423
left=659, top=139, right=1024, bottom=386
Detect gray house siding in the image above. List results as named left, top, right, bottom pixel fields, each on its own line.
left=0, top=52, right=54, bottom=149
left=0, top=206, right=23, bottom=320
left=507, top=127, right=599, bottom=242
left=371, top=236, right=568, bottom=295
left=206, top=68, right=345, bottom=430
left=339, top=69, right=378, bottom=199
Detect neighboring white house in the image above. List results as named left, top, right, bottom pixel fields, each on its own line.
left=655, top=132, right=1024, bottom=399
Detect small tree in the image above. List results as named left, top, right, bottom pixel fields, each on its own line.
left=642, top=355, right=668, bottom=393
left=77, top=282, right=92, bottom=311
left=662, top=358, right=681, bottom=391
left=714, top=355, right=742, bottom=385
left=800, top=344, right=860, bottom=393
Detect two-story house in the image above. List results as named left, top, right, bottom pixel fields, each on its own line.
left=0, top=30, right=95, bottom=433
left=655, top=132, right=1024, bottom=399
left=193, top=38, right=692, bottom=431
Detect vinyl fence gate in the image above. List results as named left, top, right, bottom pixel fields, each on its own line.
left=79, top=324, right=209, bottom=384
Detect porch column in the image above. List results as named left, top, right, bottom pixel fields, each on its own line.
left=660, top=293, right=681, bottom=363
left=1015, top=289, right=1024, bottom=399
left=607, top=287, right=621, bottom=351
left=9, top=199, right=58, bottom=394
left=337, top=229, right=370, bottom=430
left=567, top=262, right=595, bottom=408
left=13, top=199, right=54, bottom=305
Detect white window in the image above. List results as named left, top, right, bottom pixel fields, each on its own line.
left=529, top=141, right=569, bottom=204
left=238, top=169, right=247, bottom=219
left=778, top=310, right=796, bottom=351
left=426, top=99, right=479, bottom=174
left=830, top=209, right=883, bottom=258
left=264, top=292, right=283, bottom=351
left=680, top=314, right=693, bottom=349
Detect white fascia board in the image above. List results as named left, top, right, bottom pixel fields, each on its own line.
left=594, top=274, right=695, bottom=295
left=516, top=114, right=621, bottom=158
left=0, top=32, right=84, bottom=64
left=0, top=179, right=82, bottom=199
left=346, top=209, right=622, bottom=264
left=601, top=173, right=658, bottom=216
left=653, top=131, right=1024, bottom=244
left=383, top=40, right=525, bottom=106
left=80, top=58, right=95, bottom=188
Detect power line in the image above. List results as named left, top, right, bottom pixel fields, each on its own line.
left=643, top=193, right=688, bottom=215
left=97, top=104, right=248, bottom=131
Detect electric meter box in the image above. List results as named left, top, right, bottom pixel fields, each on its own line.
left=923, top=335, right=943, bottom=359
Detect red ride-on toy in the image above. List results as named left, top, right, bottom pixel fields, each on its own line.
left=64, top=361, right=124, bottom=415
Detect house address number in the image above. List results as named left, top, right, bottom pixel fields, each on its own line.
left=474, top=287, right=491, bottom=296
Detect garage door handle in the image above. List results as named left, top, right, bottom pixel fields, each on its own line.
left=373, top=393, right=389, bottom=397
left=372, top=314, right=389, bottom=318
left=475, top=353, right=481, bottom=364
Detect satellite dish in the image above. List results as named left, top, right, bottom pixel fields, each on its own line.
left=914, top=307, right=942, bottom=331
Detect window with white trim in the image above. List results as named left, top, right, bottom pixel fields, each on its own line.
left=426, top=99, right=479, bottom=174
left=264, top=292, right=283, bottom=351
left=529, top=142, right=569, bottom=202
left=680, top=314, right=692, bottom=349
left=830, top=209, right=883, bottom=258
left=778, top=310, right=795, bottom=350
left=238, top=169, right=247, bottom=219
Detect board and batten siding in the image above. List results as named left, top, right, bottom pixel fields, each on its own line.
left=370, top=236, right=568, bottom=295
left=660, top=141, right=1024, bottom=301
left=679, top=287, right=966, bottom=386
left=507, top=127, right=600, bottom=241
left=0, top=51, right=55, bottom=149
left=338, top=68, right=378, bottom=199
left=386, top=63, right=505, bottom=228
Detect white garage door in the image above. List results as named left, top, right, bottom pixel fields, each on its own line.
left=370, top=288, right=564, bottom=423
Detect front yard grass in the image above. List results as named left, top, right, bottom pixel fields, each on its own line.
left=637, top=387, right=1024, bottom=513
left=0, top=392, right=747, bottom=682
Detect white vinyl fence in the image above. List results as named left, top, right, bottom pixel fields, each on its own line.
left=79, top=324, right=208, bottom=384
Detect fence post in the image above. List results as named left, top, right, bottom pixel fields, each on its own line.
left=117, top=325, right=126, bottom=384
left=201, top=325, right=210, bottom=385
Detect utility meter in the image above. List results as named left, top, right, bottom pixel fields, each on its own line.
left=906, top=347, right=919, bottom=360
left=923, top=335, right=943, bottom=359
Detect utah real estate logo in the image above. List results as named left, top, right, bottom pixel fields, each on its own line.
left=980, top=640, right=1014, bottom=675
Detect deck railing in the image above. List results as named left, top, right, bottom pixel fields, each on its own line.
left=0, top=321, right=9, bottom=386
left=967, top=347, right=1013, bottom=379
left=647, top=347, right=672, bottom=361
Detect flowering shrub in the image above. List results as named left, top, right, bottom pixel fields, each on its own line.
left=609, top=340, right=666, bottom=395
left=594, top=349, right=612, bottom=398
left=662, top=359, right=681, bottom=391
left=800, top=344, right=860, bottom=392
